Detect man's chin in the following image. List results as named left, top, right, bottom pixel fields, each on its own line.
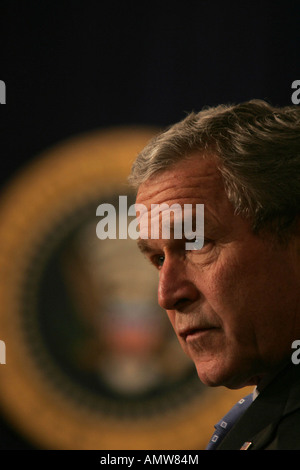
left=195, top=362, right=257, bottom=389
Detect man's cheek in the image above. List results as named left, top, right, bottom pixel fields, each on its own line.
left=202, top=261, right=236, bottom=304
left=165, top=310, right=176, bottom=330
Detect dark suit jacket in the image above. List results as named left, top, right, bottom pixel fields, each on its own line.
left=217, top=362, right=300, bottom=450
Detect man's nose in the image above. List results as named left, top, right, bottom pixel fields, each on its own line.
left=158, top=258, right=199, bottom=311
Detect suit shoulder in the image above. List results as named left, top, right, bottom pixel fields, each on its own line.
left=266, top=407, right=300, bottom=450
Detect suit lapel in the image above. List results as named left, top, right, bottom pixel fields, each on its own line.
left=217, top=363, right=300, bottom=450
left=217, top=389, right=284, bottom=449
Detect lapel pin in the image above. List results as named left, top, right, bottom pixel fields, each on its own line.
left=240, top=441, right=252, bottom=450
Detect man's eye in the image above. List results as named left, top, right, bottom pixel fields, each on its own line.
left=152, top=255, right=165, bottom=268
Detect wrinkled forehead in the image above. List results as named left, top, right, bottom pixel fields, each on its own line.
left=134, top=154, right=244, bottom=244
left=135, top=154, right=225, bottom=208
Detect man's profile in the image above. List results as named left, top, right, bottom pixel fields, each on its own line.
left=128, top=100, right=300, bottom=450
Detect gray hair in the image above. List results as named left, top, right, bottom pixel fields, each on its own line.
left=129, top=99, right=300, bottom=239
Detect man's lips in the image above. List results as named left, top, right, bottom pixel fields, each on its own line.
left=178, top=326, right=218, bottom=340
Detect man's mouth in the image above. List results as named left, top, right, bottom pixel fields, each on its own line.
left=179, top=326, right=218, bottom=341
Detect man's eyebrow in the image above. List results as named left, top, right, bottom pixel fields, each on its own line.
left=137, top=239, right=153, bottom=254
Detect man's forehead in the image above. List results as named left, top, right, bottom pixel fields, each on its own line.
left=134, top=154, right=245, bottom=244
left=135, top=155, right=224, bottom=207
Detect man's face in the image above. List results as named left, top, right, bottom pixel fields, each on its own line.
left=135, top=154, right=300, bottom=389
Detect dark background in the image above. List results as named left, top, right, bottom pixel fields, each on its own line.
left=0, top=0, right=299, bottom=449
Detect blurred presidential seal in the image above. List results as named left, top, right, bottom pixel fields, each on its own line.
left=0, top=127, right=248, bottom=450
